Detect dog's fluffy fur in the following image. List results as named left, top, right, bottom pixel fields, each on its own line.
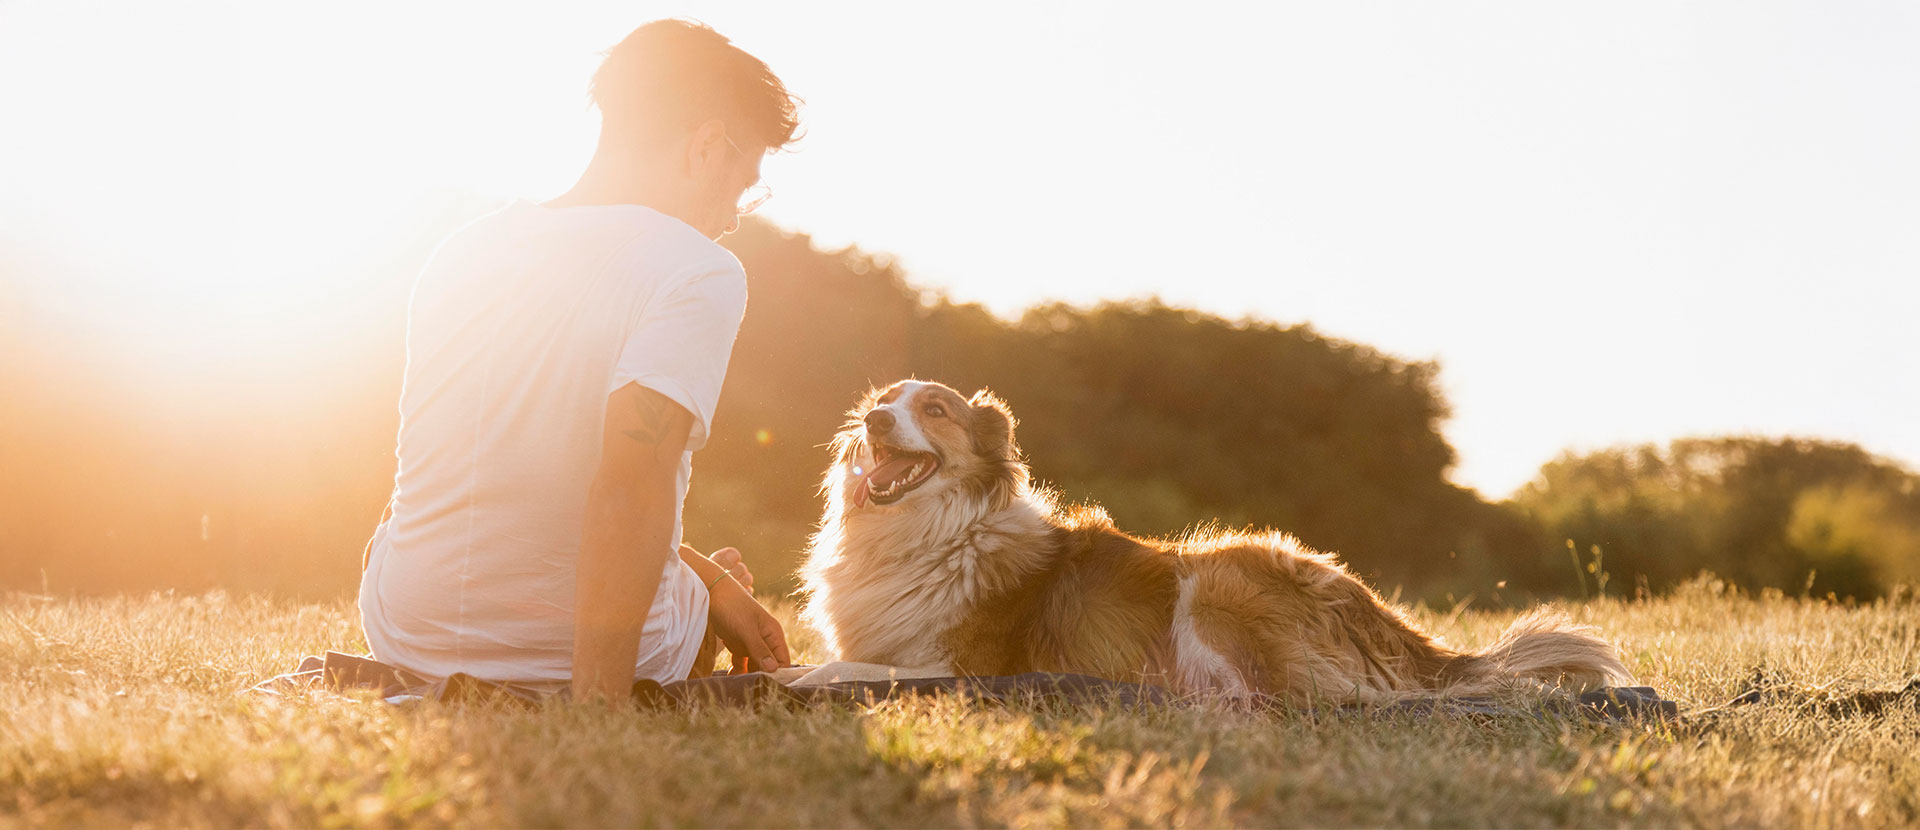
left=799, top=380, right=1632, bottom=703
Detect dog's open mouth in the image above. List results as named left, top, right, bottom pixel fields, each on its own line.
left=855, top=444, right=940, bottom=507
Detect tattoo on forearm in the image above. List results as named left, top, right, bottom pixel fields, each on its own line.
left=622, top=389, right=674, bottom=446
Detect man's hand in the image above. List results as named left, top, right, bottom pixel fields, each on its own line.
left=707, top=577, right=790, bottom=673
left=677, top=543, right=785, bottom=672
left=706, top=546, right=754, bottom=592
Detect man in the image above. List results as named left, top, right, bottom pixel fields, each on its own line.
left=358, top=19, right=799, bottom=703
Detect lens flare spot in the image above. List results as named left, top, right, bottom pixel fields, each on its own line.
left=754, top=428, right=773, bottom=446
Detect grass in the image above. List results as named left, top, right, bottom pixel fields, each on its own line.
left=4, top=576, right=1917, bottom=828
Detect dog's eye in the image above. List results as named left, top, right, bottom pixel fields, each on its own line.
left=925, top=404, right=946, bottom=418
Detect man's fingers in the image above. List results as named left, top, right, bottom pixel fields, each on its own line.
left=709, top=547, right=754, bottom=591
left=719, top=633, right=780, bottom=672
left=742, top=637, right=779, bottom=671
left=712, top=579, right=782, bottom=671
left=761, top=616, right=791, bottom=666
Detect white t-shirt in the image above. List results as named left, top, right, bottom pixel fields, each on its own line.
left=358, top=199, right=747, bottom=688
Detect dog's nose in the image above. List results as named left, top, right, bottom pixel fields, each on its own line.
left=864, top=409, right=895, bottom=435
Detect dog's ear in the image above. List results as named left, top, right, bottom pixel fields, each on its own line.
left=968, top=389, right=1019, bottom=459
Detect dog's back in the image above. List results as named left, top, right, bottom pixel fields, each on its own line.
left=938, top=506, right=1181, bottom=683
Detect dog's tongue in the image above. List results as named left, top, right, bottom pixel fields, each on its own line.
left=854, top=454, right=923, bottom=507
left=868, top=454, right=922, bottom=489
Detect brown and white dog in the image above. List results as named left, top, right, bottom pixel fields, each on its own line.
left=798, top=380, right=1632, bottom=703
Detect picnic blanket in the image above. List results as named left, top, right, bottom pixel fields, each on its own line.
left=249, top=651, right=1684, bottom=722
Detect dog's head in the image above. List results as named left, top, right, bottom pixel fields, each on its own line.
left=826, top=379, right=1025, bottom=512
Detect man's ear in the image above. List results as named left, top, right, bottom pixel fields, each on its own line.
left=684, top=118, right=729, bottom=174
left=968, top=389, right=1019, bottom=459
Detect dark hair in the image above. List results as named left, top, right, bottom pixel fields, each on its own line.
left=590, top=19, right=802, bottom=150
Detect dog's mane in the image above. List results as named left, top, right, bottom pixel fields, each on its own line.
left=798, top=390, right=1056, bottom=666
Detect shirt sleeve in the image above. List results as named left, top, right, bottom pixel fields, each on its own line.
left=608, top=257, right=749, bottom=452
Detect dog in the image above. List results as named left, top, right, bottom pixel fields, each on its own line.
left=798, top=379, right=1631, bottom=703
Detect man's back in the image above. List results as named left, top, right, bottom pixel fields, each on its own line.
left=359, top=200, right=747, bottom=686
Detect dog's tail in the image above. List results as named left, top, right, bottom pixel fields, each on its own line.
left=1434, top=608, right=1632, bottom=695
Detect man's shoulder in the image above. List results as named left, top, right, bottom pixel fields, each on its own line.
left=609, top=224, right=745, bottom=294
left=437, top=201, right=744, bottom=285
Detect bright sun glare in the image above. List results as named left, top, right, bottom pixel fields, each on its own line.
left=0, top=4, right=608, bottom=372
left=2, top=2, right=1915, bottom=496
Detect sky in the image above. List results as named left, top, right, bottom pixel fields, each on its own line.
left=1, top=1, right=1914, bottom=497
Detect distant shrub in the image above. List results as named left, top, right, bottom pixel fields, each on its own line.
left=1512, top=437, right=1920, bottom=599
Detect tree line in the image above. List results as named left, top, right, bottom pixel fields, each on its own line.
left=3, top=215, right=1914, bottom=601
left=690, top=221, right=1920, bottom=602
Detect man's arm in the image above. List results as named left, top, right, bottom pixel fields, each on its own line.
left=571, top=382, right=692, bottom=702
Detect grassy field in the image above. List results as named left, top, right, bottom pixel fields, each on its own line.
left=4, top=577, right=1917, bottom=828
